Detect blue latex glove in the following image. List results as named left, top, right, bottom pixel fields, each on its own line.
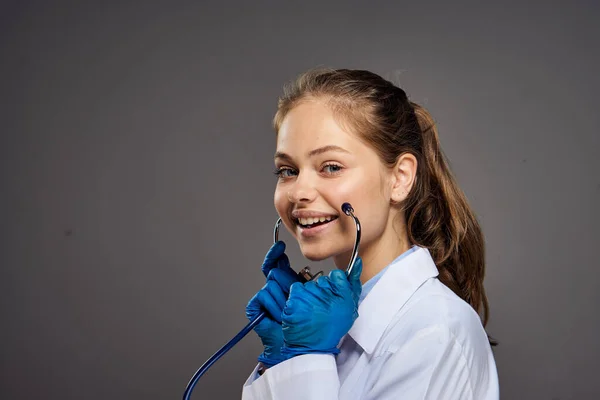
left=245, top=241, right=301, bottom=368
left=280, top=257, right=363, bottom=358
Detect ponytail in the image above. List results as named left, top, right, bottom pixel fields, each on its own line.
left=406, top=103, right=494, bottom=343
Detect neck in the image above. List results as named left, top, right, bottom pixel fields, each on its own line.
left=333, top=214, right=411, bottom=284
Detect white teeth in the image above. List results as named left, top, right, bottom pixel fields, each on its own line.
left=297, top=216, right=335, bottom=226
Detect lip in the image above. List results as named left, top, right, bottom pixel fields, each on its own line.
left=296, top=217, right=339, bottom=238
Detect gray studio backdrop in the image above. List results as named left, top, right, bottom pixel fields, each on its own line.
left=1, top=1, right=599, bottom=399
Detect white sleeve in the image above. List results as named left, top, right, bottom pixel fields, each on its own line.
left=242, top=354, right=340, bottom=400
left=366, top=325, right=497, bottom=400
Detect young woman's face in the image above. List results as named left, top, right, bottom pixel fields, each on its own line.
left=274, top=99, right=395, bottom=263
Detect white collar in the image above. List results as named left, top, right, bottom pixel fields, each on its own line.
left=346, top=246, right=439, bottom=354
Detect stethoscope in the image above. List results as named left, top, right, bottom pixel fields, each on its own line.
left=182, top=202, right=361, bottom=399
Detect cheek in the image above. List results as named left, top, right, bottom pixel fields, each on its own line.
left=273, top=187, right=288, bottom=218
left=321, top=173, right=389, bottom=234
left=324, top=173, right=385, bottom=212
left=273, top=186, right=297, bottom=235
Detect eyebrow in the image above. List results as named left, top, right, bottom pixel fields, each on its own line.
left=274, top=145, right=350, bottom=161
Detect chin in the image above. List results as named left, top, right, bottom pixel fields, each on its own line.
left=298, top=243, right=335, bottom=262
left=300, top=249, right=331, bottom=262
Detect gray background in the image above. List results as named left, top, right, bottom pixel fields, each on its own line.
left=1, top=1, right=599, bottom=399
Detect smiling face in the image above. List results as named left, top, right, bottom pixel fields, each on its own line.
left=273, top=99, right=413, bottom=274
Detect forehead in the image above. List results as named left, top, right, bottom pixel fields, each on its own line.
left=276, top=100, right=356, bottom=151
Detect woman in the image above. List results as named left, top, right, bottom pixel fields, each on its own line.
left=242, top=68, right=499, bottom=399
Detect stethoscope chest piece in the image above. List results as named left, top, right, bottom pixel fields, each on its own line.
left=298, top=266, right=323, bottom=282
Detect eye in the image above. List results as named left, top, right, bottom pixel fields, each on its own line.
left=322, top=163, right=343, bottom=175
left=273, top=167, right=297, bottom=178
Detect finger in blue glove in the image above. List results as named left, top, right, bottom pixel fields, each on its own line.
left=261, top=241, right=292, bottom=278
left=246, top=279, right=287, bottom=368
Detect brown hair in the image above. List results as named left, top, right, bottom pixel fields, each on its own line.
left=273, top=68, right=495, bottom=338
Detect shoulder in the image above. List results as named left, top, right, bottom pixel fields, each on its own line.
left=376, top=276, right=495, bottom=371
left=370, top=277, right=498, bottom=398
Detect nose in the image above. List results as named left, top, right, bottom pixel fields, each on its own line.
left=287, top=173, right=317, bottom=204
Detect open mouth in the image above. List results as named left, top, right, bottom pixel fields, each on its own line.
left=294, top=216, right=339, bottom=229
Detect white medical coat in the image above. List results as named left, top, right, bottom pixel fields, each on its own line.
left=242, top=246, right=499, bottom=399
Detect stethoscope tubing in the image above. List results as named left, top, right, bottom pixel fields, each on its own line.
left=182, top=313, right=265, bottom=399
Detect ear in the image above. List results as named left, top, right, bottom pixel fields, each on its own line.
left=390, top=153, right=417, bottom=203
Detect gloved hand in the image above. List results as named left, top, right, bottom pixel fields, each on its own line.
left=245, top=241, right=301, bottom=368
left=280, top=257, right=363, bottom=358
